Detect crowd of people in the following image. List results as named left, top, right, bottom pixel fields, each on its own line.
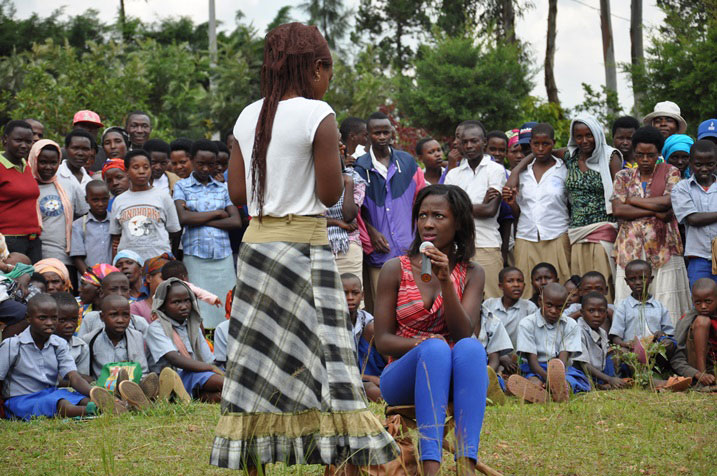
left=0, top=21, right=716, bottom=476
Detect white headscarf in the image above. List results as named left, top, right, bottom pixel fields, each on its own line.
left=567, top=113, right=621, bottom=215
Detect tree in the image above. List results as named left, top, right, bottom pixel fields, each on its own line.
left=300, top=0, right=351, bottom=50
left=599, top=0, right=618, bottom=114
left=355, top=0, right=431, bottom=70
left=545, top=0, right=559, bottom=106
left=435, top=0, right=479, bottom=37
left=398, top=35, right=532, bottom=137
left=630, top=0, right=644, bottom=114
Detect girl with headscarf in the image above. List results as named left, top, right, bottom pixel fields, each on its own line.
left=101, top=159, right=129, bottom=212
left=565, top=113, right=624, bottom=301
left=211, top=22, right=397, bottom=472
left=34, top=258, right=72, bottom=293
left=29, top=140, right=87, bottom=285
left=662, top=134, right=694, bottom=179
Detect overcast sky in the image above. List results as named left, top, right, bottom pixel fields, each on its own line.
left=15, top=1, right=665, bottom=112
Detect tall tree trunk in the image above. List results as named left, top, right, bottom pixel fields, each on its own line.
left=600, top=0, right=618, bottom=113
left=630, top=0, right=644, bottom=115
left=545, top=0, right=560, bottom=106
left=502, top=0, right=516, bottom=45
left=119, top=0, right=128, bottom=42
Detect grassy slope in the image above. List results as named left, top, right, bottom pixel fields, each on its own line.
left=0, top=390, right=714, bottom=476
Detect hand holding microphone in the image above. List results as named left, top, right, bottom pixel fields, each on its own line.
left=420, top=241, right=451, bottom=282
left=419, top=241, right=434, bottom=282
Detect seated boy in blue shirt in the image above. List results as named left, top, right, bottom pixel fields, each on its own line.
left=610, top=259, right=675, bottom=353
left=509, top=283, right=589, bottom=403
left=562, top=271, right=615, bottom=332
left=0, top=294, right=116, bottom=420
left=341, top=273, right=386, bottom=402
left=52, top=292, right=90, bottom=384
left=146, top=279, right=223, bottom=402
left=573, top=292, right=628, bottom=390
left=79, top=271, right=149, bottom=337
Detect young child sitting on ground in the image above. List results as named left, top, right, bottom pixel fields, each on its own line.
left=573, top=292, right=628, bottom=390
left=79, top=271, right=149, bottom=337
left=509, top=283, right=588, bottom=403
left=528, top=262, right=559, bottom=307
left=670, top=278, right=717, bottom=388
left=483, top=267, right=538, bottom=377
left=341, top=273, right=385, bottom=402
left=562, top=271, right=614, bottom=331
left=0, top=294, right=116, bottom=419
left=146, top=279, right=223, bottom=402
left=610, top=259, right=675, bottom=353
left=474, top=305, right=513, bottom=404
left=83, top=295, right=154, bottom=408
left=52, top=292, right=90, bottom=383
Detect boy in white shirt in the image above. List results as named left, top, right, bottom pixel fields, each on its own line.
left=503, top=123, right=571, bottom=298
left=444, top=121, right=507, bottom=298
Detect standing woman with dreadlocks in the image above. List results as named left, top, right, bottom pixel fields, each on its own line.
left=210, top=23, right=398, bottom=472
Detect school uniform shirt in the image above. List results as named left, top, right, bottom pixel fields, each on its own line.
left=609, top=295, right=675, bottom=341
left=70, top=213, right=112, bottom=268
left=83, top=327, right=148, bottom=378
left=67, top=335, right=90, bottom=376
left=0, top=155, right=41, bottom=236
left=109, top=187, right=181, bottom=263
left=0, top=327, right=76, bottom=398
left=671, top=174, right=717, bottom=260
left=444, top=156, right=507, bottom=248
left=213, top=319, right=230, bottom=364
left=573, top=317, right=610, bottom=370
left=475, top=306, right=513, bottom=356
left=351, top=309, right=374, bottom=351
left=57, top=160, right=92, bottom=191
left=78, top=310, right=149, bottom=338
left=354, top=147, right=426, bottom=267
left=516, top=311, right=582, bottom=364
left=515, top=156, right=569, bottom=242
left=38, top=182, right=86, bottom=264
left=173, top=175, right=233, bottom=260
left=145, top=318, right=214, bottom=374
left=483, top=297, right=538, bottom=348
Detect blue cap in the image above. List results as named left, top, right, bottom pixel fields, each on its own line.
left=697, top=119, right=717, bottom=140
left=518, top=122, right=538, bottom=145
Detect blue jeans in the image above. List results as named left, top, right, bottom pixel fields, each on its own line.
left=380, top=338, right=488, bottom=462
left=687, top=257, right=717, bottom=289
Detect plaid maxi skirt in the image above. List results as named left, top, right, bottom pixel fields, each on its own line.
left=210, top=241, right=398, bottom=469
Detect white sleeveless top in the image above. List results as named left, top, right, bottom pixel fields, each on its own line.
left=234, top=97, right=335, bottom=217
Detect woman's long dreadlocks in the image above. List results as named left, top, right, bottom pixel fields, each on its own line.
left=251, top=22, right=332, bottom=219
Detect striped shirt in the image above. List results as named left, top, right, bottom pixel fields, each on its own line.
left=326, top=169, right=366, bottom=255
left=393, top=255, right=468, bottom=358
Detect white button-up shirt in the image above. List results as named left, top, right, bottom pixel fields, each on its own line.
left=57, top=160, right=92, bottom=192
left=444, top=155, right=507, bottom=248
left=515, top=157, right=569, bottom=242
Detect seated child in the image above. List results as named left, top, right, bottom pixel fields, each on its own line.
left=160, top=260, right=222, bottom=306
left=564, top=275, right=582, bottom=307
left=0, top=294, right=116, bottom=419
left=52, top=292, right=90, bottom=383
left=573, top=292, right=628, bottom=390
left=509, top=283, right=589, bottom=403
left=610, top=259, right=675, bottom=352
left=145, top=279, right=223, bottom=402
left=474, top=305, right=513, bottom=403
left=79, top=271, right=149, bottom=337
left=563, top=271, right=615, bottom=331
left=670, top=278, right=717, bottom=387
left=528, top=262, right=559, bottom=307
left=341, top=273, right=386, bottom=402
left=483, top=267, right=538, bottom=367
left=213, top=319, right=229, bottom=370
left=84, top=295, right=149, bottom=379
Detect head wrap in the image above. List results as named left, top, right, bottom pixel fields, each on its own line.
left=28, top=139, right=74, bottom=252
left=661, top=134, right=694, bottom=161
left=152, top=278, right=208, bottom=361
left=144, top=253, right=175, bottom=285
left=101, top=126, right=130, bottom=147
left=567, top=113, right=620, bottom=215
left=506, top=129, right=520, bottom=149
left=101, top=158, right=126, bottom=180
left=34, top=258, right=72, bottom=291
left=113, top=249, right=144, bottom=267
left=81, top=263, right=120, bottom=287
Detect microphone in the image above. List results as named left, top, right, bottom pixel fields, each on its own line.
left=419, top=241, right=434, bottom=282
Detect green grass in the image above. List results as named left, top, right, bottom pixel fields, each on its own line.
left=0, top=390, right=715, bottom=475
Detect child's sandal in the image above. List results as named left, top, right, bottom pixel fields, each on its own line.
left=118, top=380, right=151, bottom=410
left=486, top=366, right=506, bottom=406
left=547, top=359, right=570, bottom=403
left=506, top=375, right=547, bottom=403
left=89, top=387, right=116, bottom=414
